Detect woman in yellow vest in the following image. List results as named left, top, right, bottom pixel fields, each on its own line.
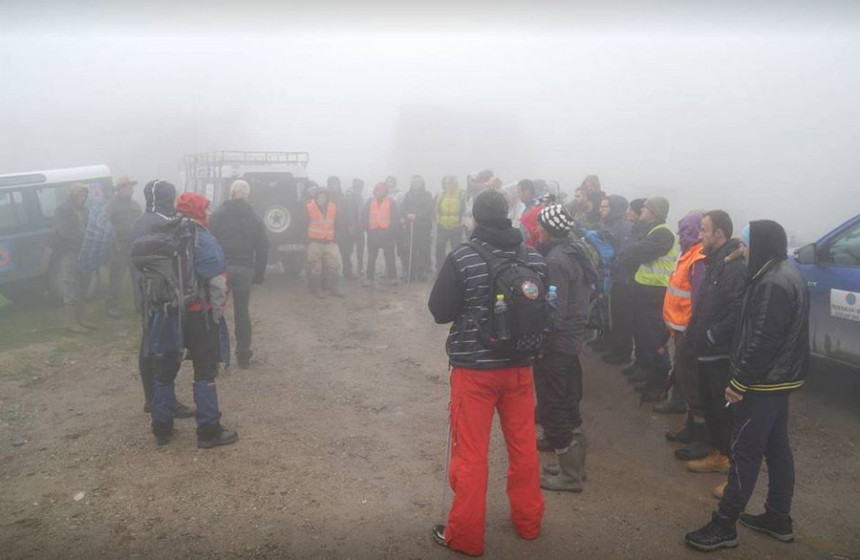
left=305, top=187, right=343, bottom=297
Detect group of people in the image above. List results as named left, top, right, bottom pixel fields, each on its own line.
left=428, top=176, right=809, bottom=555
left=51, top=170, right=810, bottom=554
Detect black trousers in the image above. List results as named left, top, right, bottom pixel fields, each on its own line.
left=366, top=242, right=396, bottom=281
left=406, top=225, right=432, bottom=280
left=699, top=359, right=733, bottom=455
left=718, top=392, right=794, bottom=522
left=608, top=280, right=634, bottom=359
left=227, top=266, right=253, bottom=362
left=633, top=294, right=670, bottom=389
left=534, top=352, right=583, bottom=450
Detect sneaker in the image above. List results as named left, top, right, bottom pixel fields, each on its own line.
left=739, top=512, right=794, bottom=543
left=197, top=427, right=239, bottom=449
left=685, top=513, right=739, bottom=551
left=687, top=449, right=731, bottom=473
left=432, top=524, right=448, bottom=547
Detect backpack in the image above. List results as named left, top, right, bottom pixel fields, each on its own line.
left=468, top=241, right=549, bottom=359
left=130, top=217, right=199, bottom=314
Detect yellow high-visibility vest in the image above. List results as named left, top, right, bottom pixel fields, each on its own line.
left=634, top=223, right=679, bottom=288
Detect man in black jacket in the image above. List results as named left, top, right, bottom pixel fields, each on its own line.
left=675, top=210, right=747, bottom=476
left=401, top=175, right=434, bottom=281
left=533, top=205, right=597, bottom=493
left=209, top=180, right=270, bottom=368
left=686, top=219, right=809, bottom=552
left=428, top=190, right=546, bottom=556
left=615, top=196, right=678, bottom=400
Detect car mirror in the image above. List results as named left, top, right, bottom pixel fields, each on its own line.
left=794, top=243, right=817, bottom=265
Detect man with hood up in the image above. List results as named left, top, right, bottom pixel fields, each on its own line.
left=686, top=219, right=808, bottom=551
left=532, top=204, right=598, bottom=494
left=144, top=190, right=238, bottom=449
left=428, top=189, right=546, bottom=556
left=400, top=174, right=435, bottom=281
left=657, top=212, right=706, bottom=417
left=131, top=180, right=195, bottom=418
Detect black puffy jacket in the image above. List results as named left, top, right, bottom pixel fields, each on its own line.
left=729, top=221, right=809, bottom=394
left=428, top=221, right=547, bottom=370
left=209, top=199, right=270, bottom=281
left=688, top=238, right=748, bottom=361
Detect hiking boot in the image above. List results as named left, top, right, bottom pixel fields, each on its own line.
left=174, top=401, right=196, bottom=419
left=685, top=513, right=739, bottom=551
left=602, top=352, right=630, bottom=365
left=739, top=511, right=794, bottom=543
left=620, top=362, right=639, bottom=376
left=674, top=423, right=710, bottom=461
left=432, top=524, right=448, bottom=547
left=152, top=421, right=173, bottom=446
left=540, top=429, right=586, bottom=493
left=197, top=426, right=239, bottom=449
left=712, top=481, right=727, bottom=499
left=687, top=449, right=730, bottom=473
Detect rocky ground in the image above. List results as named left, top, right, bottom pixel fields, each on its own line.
left=1, top=273, right=858, bottom=559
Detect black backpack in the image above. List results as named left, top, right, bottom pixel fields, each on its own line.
left=468, top=241, right=549, bottom=359
left=131, top=217, right=199, bottom=315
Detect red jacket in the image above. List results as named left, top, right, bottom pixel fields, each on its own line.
left=520, top=204, right=543, bottom=247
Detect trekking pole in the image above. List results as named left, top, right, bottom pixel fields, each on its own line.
left=407, top=220, right=414, bottom=284
left=439, top=420, right=452, bottom=524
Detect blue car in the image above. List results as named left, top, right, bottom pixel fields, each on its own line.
left=793, top=214, right=860, bottom=369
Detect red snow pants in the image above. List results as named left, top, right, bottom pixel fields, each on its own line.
left=444, top=366, right=545, bottom=556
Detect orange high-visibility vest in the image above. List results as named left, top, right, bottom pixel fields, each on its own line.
left=369, top=197, right=391, bottom=230
left=306, top=201, right=336, bottom=241
left=663, top=242, right=706, bottom=332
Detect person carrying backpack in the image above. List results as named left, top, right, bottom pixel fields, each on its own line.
left=134, top=190, right=238, bottom=449
left=533, top=205, right=598, bottom=493
left=428, top=190, right=547, bottom=556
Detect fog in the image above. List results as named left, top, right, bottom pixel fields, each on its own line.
left=2, top=1, right=860, bottom=242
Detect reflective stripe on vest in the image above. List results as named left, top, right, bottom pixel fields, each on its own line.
left=307, top=201, right=336, bottom=241
left=663, top=242, right=706, bottom=331
left=634, top=223, right=680, bottom=288
left=369, top=197, right=391, bottom=230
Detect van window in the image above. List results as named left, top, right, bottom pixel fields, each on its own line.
left=825, top=222, right=860, bottom=267
left=35, top=184, right=67, bottom=219
left=0, top=190, right=27, bottom=233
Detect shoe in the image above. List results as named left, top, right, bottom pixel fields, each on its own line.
left=152, top=421, right=173, bottom=446
left=602, top=353, right=630, bottom=365
left=156, top=433, right=171, bottom=446
left=621, top=362, right=638, bottom=376
left=197, top=427, right=239, bottom=449
left=739, top=512, right=794, bottom=543
left=174, top=401, right=196, bottom=419
left=432, top=524, right=448, bottom=547
left=665, top=422, right=694, bottom=444
left=712, top=481, right=727, bottom=499
left=685, top=513, right=739, bottom=551
left=536, top=434, right=553, bottom=452
left=106, top=308, right=121, bottom=319
left=652, top=398, right=686, bottom=414
left=687, top=449, right=730, bottom=473
left=540, top=429, right=587, bottom=493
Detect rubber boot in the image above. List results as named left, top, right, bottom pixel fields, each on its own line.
left=67, top=304, right=88, bottom=334
left=75, top=301, right=98, bottom=330
left=308, top=275, right=326, bottom=298
left=675, top=422, right=710, bottom=461
left=540, top=429, right=587, bottom=493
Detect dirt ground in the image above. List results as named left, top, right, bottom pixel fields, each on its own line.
left=1, top=273, right=859, bottom=559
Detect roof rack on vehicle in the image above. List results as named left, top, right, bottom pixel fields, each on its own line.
left=184, top=151, right=309, bottom=167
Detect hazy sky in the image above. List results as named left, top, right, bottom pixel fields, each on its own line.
left=1, top=1, right=859, bottom=241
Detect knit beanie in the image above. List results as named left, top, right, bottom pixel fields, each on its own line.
left=644, top=196, right=670, bottom=222
left=538, top=204, right=576, bottom=237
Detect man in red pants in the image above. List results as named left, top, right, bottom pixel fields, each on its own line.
left=429, top=189, right=547, bottom=556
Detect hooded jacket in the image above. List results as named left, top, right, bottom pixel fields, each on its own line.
left=429, top=221, right=547, bottom=369
left=687, top=238, right=748, bottom=360
left=209, top=199, right=270, bottom=281
left=729, top=220, right=809, bottom=394
left=602, top=195, right=632, bottom=252
left=538, top=235, right=598, bottom=356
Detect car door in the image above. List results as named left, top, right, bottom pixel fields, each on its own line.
left=803, top=218, right=860, bottom=367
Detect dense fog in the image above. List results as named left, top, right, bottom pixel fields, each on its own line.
left=2, top=2, right=859, bottom=243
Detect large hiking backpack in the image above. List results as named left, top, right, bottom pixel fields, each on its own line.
left=130, top=217, right=199, bottom=313
left=468, top=241, right=549, bottom=359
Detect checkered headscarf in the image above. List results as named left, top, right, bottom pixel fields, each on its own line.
left=538, top=204, right=575, bottom=236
